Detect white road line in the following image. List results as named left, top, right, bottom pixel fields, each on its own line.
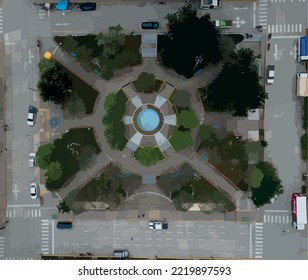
left=255, top=226, right=263, bottom=229
left=7, top=204, right=41, bottom=208
left=286, top=216, right=289, bottom=223
left=255, top=241, right=263, bottom=244
left=156, top=238, right=162, bottom=240
left=275, top=25, right=278, bottom=33
left=299, top=24, right=302, bottom=32
left=145, top=237, right=152, bottom=240
left=176, top=224, right=183, bottom=227
left=259, top=18, right=267, bottom=22
left=272, top=35, right=301, bottom=39
left=255, top=247, right=263, bottom=251
left=291, top=24, right=294, bottom=32
left=209, top=226, right=215, bottom=228
left=282, top=216, right=285, bottom=223
left=254, top=222, right=262, bottom=226
left=177, top=231, right=183, bottom=234
left=197, top=225, right=204, bottom=228
left=256, top=233, right=263, bottom=237
left=295, top=24, right=298, bottom=32
left=240, top=232, right=246, bottom=235
left=145, top=244, right=151, bottom=247
left=219, top=225, right=225, bottom=228
left=255, top=244, right=263, bottom=247
left=219, top=232, right=225, bottom=234
left=283, top=25, right=286, bottom=33
left=208, top=232, right=215, bottom=234
left=275, top=216, right=278, bottom=223
left=279, top=25, right=282, bottom=33
left=259, top=7, right=267, bottom=10
left=156, top=244, right=162, bottom=247
left=263, top=215, right=266, bottom=222
left=256, top=237, right=263, bottom=240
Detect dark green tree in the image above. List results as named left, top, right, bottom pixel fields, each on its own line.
left=37, top=60, right=73, bottom=103
left=57, top=200, right=71, bottom=214
left=199, top=48, right=267, bottom=116
left=159, top=5, right=222, bottom=78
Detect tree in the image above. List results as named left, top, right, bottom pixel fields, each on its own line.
left=251, top=161, right=283, bottom=207
left=249, top=167, right=264, bottom=188
left=198, top=125, right=218, bottom=150
left=160, top=5, right=222, bottom=78
left=177, top=109, right=199, bottom=129
left=104, top=92, right=118, bottom=111
left=170, top=89, right=191, bottom=109
left=46, top=161, right=63, bottom=181
left=63, top=93, right=86, bottom=119
left=37, top=60, right=73, bottom=103
left=57, top=200, right=71, bottom=214
left=132, top=72, right=157, bottom=93
left=199, top=48, right=268, bottom=116
left=36, top=143, right=56, bottom=169
left=96, top=25, right=125, bottom=59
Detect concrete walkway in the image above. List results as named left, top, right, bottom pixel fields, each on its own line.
left=48, top=39, right=243, bottom=206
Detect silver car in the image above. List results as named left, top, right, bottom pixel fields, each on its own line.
left=29, top=153, right=36, bottom=168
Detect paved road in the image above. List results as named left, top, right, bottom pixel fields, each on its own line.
left=52, top=219, right=251, bottom=258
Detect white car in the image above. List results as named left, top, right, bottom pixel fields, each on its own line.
left=30, top=183, right=38, bottom=199
left=266, top=65, right=275, bottom=84
left=200, top=0, right=221, bottom=9
left=29, top=153, right=36, bottom=168
left=149, top=220, right=168, bottom=230
left=27, top=106, right=36, bottom=126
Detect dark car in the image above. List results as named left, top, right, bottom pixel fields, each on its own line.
left=56, top=221, right=73, bottom=229
left=141, top=22, right=159, bottom=29
left=79, top=2, right=96, bottom=11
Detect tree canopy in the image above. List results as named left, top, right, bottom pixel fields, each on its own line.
left=37, top=60, right=72, bottom=103
left=199, top=48, right=267, bottom=116
left=159, top=4, right=222, bottom=78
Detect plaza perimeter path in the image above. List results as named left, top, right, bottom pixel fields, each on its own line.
left=51, top=43, right=243, bottom=206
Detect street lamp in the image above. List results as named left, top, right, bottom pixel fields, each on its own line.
left=193, top=55, right=203, bottom=71
left=92, top=58, right=102, bottom=69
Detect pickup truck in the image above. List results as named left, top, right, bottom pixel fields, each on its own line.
left=213, top=20, right=232, bottom=28
left=297, top=73, right=308, bottom=96
left=148, top=220, right=168, bottom=230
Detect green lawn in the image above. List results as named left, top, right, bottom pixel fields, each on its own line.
left=133, top=147, right=165, bottom=166
left=103, top=89, right=128, bottom=151
left=169, top=130, right=193, bottom=151
left=56, top=61, right=99, bottom=114
left=191, top=177, right=235, bottom=212
left=43, top=128, right=101, bottom=191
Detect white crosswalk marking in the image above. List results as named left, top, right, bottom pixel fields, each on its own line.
left=254, top=223, right=263, bottom=259
left=267, top=23, right=302, bottom=34
left=6, top=208, right=42, bottom=219
left=263, top=214, right=290, bottom=224
left=38, top=9, right=47, bottom=20
left=41, top=220, right=50, bottom=254
left=0, top=8, right=3, bottom=34
left=0, top=237, right=4, bottom=259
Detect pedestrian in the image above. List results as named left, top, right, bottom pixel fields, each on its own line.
left=142, top=214, right=145, bottom=217
left=138, top=215, right=140, bottom=218
left=131, top=237, right=133, bottom=240
left=4, top=149, right=7, bottom=151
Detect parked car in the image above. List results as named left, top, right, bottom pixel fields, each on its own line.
left=200, top=0, right=221, bottom=9
left=29, top=153, right=36, bottom=168
left=30, top=183, right=37, bottom=199
left=141, top=22, right=159, bottom=29
left=266, top=65, right=275, bottom=84
left=27, top=106, right=36, bottom=126
left=79, top=2, right=96, bottom=11
left=56, top=221, right=73, bottom=230
left=149, top=220, right=168, bottom=230
left=113, top=250, right=129, bottom=259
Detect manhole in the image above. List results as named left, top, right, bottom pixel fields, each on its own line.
left=49, top=117, right=60, bottom=128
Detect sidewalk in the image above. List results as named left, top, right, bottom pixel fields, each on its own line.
left=0, top=36, right=7, bottom=230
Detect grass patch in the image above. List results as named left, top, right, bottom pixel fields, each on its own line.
left=56, top=61, right=98, bottom=114
left=38, top=128, right=101, bottom=191
left=191, top=177, right=236, bottom=212
left=133, top=147, right=165, bottom=167
left=103, top=90, right=128, bottom=151
left=169, top=130, right=193, bottom=151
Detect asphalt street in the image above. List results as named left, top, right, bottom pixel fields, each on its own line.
left=52, top=220, right=251, bottom=258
